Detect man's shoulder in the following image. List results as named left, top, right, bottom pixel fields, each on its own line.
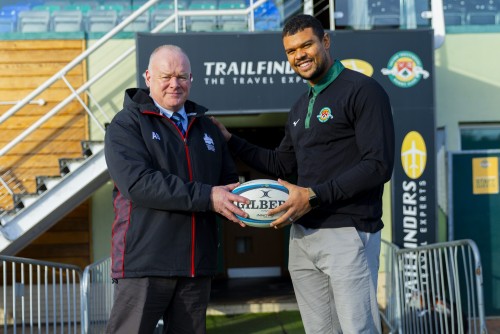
left=185, top=99, right=208, bottom=116
left=339, top=67, right=377, bottom=84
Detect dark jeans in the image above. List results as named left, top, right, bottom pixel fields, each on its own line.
left=106, top=276, right=211, bottom=334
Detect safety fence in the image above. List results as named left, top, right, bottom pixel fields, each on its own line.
left=0, top=255, right=82, bottom=334
left=381, top=239, right=488, bottom=333
left=0, top=239, right=489, bottom=333
left=81, top=256, right=113, bottom=334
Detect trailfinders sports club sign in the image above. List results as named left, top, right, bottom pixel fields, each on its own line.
left=135, top=30, right=437, bottom=247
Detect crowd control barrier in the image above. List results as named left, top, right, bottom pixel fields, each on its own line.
left=0, top=255, right=82, bottom=333
left=381, top=239, right=488, bottom=334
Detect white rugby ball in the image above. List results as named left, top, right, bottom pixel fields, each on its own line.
left=232, top=179, right=289, bottom=228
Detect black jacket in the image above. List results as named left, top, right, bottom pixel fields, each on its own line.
left=104, top=88, right=238, bottom=278
left=229, top=67, right=395, bottom=233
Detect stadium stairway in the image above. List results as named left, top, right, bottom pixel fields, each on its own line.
left=0, top=141, right=109, bottom=255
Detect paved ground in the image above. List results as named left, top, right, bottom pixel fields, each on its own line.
left=208, top=276, right=298, bottom=315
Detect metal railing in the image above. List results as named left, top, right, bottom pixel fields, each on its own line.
left=80, top=257, right=113, bottom=334
left=0, top=255, right=83, bottom=333
left=380, top=239, right=400, bottom=333
left=382, top=239, right=488, bottom=334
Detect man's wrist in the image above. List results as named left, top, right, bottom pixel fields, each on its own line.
left=308, top=188, right=320, bottom=209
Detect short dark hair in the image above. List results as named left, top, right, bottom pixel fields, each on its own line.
left=282, top=14, right=325, bottom=40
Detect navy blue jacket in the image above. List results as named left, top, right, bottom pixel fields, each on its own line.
left=104, top=88, right=238, bottom=278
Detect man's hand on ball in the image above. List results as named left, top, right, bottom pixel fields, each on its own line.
left=210, top=183, right=249, bottom=227
left=268, top=179, right=311, bottom=229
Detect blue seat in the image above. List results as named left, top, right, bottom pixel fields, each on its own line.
left=0, top=11, right=16, bottom=32
left=0, top=4, right=31, bottom=16
left=253, top=0, right=280, bottom=30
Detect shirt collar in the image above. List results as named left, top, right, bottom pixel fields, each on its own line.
left=151, top=97, right=187, bottom=120
left=308, top=59, right=345, bottom=97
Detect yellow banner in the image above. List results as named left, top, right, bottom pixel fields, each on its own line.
left=472, top=157, right=499, bottom=195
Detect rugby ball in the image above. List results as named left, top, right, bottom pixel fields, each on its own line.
left=232, top=179, right=289, bottom=228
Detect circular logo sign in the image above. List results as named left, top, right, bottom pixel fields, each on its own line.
left=382, top=51, right=429, bottom=88
left=401, top=131, right=427, bottom=179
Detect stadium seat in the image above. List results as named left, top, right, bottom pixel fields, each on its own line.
left=0, top=4, right=31, bottom=15
left=17, top=10, right=50, bottom=32
left=218, top=0, right=247, bottom=31
left=52, top=10, right=83, bottom=32
left=156, top=0, right=188, bottom=10
left=63, top=4, right=94, bottom=14
left=120, top=9, right=151, bottom=31
left=466, top=11, right=497, bottom=24
left=187, top=0, right=218, bottom=31
left=0, top=11, right=16, bottom=32
left=86, top=9, right=119, bottom=32
left=96, top=4, right=127, bottom=12
left=31, top=4, right=61, bottom=12
left=444, top=11, right=465, bottom=25
left=151, top=9, right=177, bottom=31
left=253, top=0, right=280, bottom=31
left=43, top=1, right=68, bottom=8
left=369, top=0, right=400, bottom=28
left=104, top=1, right=132, bottom=11
left=371, top=14, right=400, bottom=28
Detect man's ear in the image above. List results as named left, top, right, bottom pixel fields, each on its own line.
left=145, top=69, right=151, bottom=87
left=323, top=33, right=331, bottom=50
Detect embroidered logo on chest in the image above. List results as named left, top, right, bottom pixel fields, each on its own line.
left=204, top=133, right=216, bottom=152
left=317, top=107, right=333, bottom=123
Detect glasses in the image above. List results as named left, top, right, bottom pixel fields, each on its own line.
left=159, top=73, right=192, bottom=84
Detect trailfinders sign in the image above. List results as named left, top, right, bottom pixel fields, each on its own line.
left=136, top=30, right=436, bottom=247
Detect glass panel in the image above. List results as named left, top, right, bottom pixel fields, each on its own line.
left=461, top=127, right=500, bottom=150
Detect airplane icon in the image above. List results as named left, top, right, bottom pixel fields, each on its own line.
left=402, top=140, right=427, bottom=178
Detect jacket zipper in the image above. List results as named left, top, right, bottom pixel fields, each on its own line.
left=184, top=119, right=196, bottom=277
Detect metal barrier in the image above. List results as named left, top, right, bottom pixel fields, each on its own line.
left=81, top=257, right=113, bottom=334
left=380, top=239, right=400, bottom=333
left=0, top=255, right=82, bottom=333
left=388, top=239, right=488, bottom=334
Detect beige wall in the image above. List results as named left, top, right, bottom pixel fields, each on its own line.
left=435, top=33, right=500, bottom=151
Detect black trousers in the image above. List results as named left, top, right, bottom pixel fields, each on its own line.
left=106, top=276, right=211, bottom=334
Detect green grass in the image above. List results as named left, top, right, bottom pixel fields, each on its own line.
left=206, top=311, right=305, bottom=333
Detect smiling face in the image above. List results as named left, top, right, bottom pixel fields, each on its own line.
left=145, top=46, right=192, bottom=112
left=283, top=27, right=332, bottom=86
